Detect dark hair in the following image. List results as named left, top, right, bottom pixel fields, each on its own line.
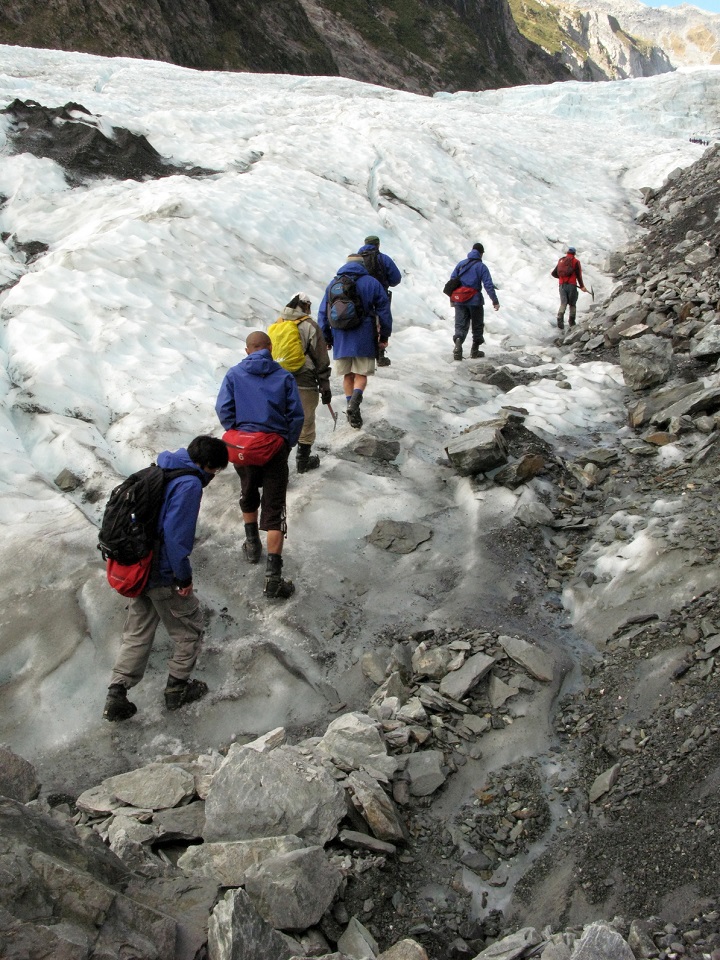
left=188, top=435, right=229, bottom=470
left=472, top=242, right=484, bottom=256
left=286, top=294, right=310, bottom=310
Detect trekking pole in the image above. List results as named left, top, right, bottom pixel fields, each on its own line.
left=327, top=403, right=338, bottom=431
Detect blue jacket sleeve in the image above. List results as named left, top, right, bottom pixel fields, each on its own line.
left=479, top=263, right=498, bottom=304
left=215, top=374, right=236, bottom=430
left=382, top=254, right=402, bottom=288
left=286, top=375, right=305, bottom=448
left=163, top=478, right=203, bottom=585
left=366, top=279, right=392, bottom=340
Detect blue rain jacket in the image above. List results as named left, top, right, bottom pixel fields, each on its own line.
left=357, top=244, right=402, bottom=290
left=317, top=262, right=392, bottom=359
left=215, top=349, right=304, bottom=446
left=451, top=249, right=499, bottom=308
left=150, top=448, right=210, bottom=588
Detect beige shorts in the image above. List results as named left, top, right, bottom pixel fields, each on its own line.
left=334, top=356, right=376, bottom=376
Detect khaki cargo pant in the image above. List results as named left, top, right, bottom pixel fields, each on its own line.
left=298, top=386, right=319, bottom=446
left=110, top=585, right=204, bottom=689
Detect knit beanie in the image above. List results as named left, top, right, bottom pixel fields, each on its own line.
left=364, top=235, right=380, bottom=245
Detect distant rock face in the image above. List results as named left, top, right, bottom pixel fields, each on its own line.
left=559, top=0, right=720, bottom=70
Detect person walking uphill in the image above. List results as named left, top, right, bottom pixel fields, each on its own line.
left=215, top=331, right=304, bottom=599
left=447, top=243, right=500, bottom=361
left=318, top=253, right=392, bottom=430
left=357, top=235, right=401, bottom=367
left=103, top=435, right=229, bottom=722
left=268, top=293, right=332, bottom=474
left=552, top=246, right=588, bottom=330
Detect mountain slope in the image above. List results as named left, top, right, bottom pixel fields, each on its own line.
left=560, top=0, right=720, bottom=68
left=508, top=0, right=674, bottom=79
left=0, top=0, right=570, bottom=94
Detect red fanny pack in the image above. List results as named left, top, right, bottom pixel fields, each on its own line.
left=450, top=286, right=477, bottom=304
left=223, top=429, right=285, bottom=466
left=107, top=554, right=153, bottom=598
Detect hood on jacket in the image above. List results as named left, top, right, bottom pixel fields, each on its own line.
left=357, top=243, right=378, bottom=255
left=337, top=262, right=369, bottom=279
left=279, top=305, right=310, bottom=322
left=466, top=249, right=483, bottom=261
left=242, top=348, right=283, bottom=378
left=157, top=448, right=210, bottom=487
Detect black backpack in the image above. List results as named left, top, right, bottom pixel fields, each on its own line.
left=328, top=275, right=364, bottom=330
left=97, top=464, right=199, bottom=565
left=362, top=248, right=387, bottom=288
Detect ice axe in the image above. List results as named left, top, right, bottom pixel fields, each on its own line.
left=327, top=403, right=338, bottom=431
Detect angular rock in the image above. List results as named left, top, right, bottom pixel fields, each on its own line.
left=0, top=745, right=40, bottom=803
left=353, top=437, right=401, bottom=461
left=493, top=454, right=545, bottom=488
left=338, top=829, right=397, bottom=855
left=0, top=797, right=177, bottom=959
left=571, top=923, right=634, bottom=960
left=208, top=887, right=294, bottom=960
left=243, top=845, right=342, bottom=931
left=497, top=636, right=554, bottom=682
left=338, top=916, right=379, bottom=959
left=317, top=712, right=394, bottom=776
left=102, top=763, right=196, bottom=811
left=588, top=763, right=621, bottom=803
left=445, top=423, right=508, bottom=476
left=54, top=467, right=82, bottom=491
left=244, top=728, right=286, bottom=753
left=628, top=381, right=703, bottom=428
left=405, top=750, right=446, bottom=797
left=439, top=652, right=495, bottom=700
left=124, top=874, right=221, bottom=960
left=346, top=771, right=406, bottom=843
left=378, top=941, right=429, bottom=960
left=204, top=744, right=346, bottom=845
left=473, top=927, right=542, bottom=960
left=412, top=643, right=452, bottom=680
left=604, top=290, right=641, bottom=321
left=153, top=800, right=205, bottom=841
left=618, top=335, right=673, bottom=390
left=690, top=326, right=720, bottom=359
left=366, top=520, right=433, bottom=554
left=488, top=674, right=519, bottom=709
left=179, top=835, right=306, bottom=886
left=76, top=783, right=126, bottom=815
left=515, top=501, right=555, bottom=527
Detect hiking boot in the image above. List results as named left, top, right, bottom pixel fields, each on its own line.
left=242, top=522, right=262, bottom=563
left=264, top=554, right=295, bottom=600
left=377, top=349, right=391, bottom=367
left=346, top=392, right=363, bottom=429
left=296, top=443, right=320, bottom=473
left=568, top=319, right=576, bottom=327
left=470, top=343, right=484, bottom=359
left=103, top=684, right=137, bottom=722
left=164, top=677, right=209, bottom=711
left=453, top=339, right=463, bottom=361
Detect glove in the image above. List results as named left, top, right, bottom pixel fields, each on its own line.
left=321, top=387, right=332, bottom=405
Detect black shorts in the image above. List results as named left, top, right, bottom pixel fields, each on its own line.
left=235, top=445, right=289, bottom=531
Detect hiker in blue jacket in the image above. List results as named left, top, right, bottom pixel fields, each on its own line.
left=318, top=253, right=392, bottom=429
left=103, top=435, right=229, bottom=722
left=216, top=331, right=304, bottom=599
left=449, top=243, right=500, bottom=361
left=357, top=235, right=401, bottom=367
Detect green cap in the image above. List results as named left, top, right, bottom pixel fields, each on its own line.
left=364, top=235, right=380, bottom=245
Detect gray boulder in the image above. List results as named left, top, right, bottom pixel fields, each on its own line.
left=0, top=745, right=40, bottom=803
left=243, top=845, right=342, bottom=931
left=439, top=652, right=495, bottom=700
left=208, top=887, right=294, bottom=960
left=178, top=835, right=306, bottom=886
left=0, top=796, right=179, bottom=960
left=618, top=335, right=673, bottom=390
left=404, top=750, right=446, bottom=797
left=204, top=744, right=345, bottom=845
left=571, top=923, right=634, bottom=960
left=346, top=771, right=406, bottom=843
left=497, top=636, right=554, bottom=682
left=366, top=520, right=432, bottom=554
left=102, top=763, right=196, bottom=811
left=445, top=423, right=508, bottom=476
